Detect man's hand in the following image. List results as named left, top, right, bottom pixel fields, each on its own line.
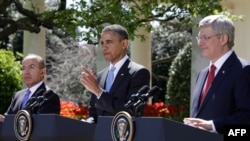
left=80, top=66, right=103, bottom=97
left=183, top=117, right=213, bottom=131
left=0, top=114, right=5, bottom=122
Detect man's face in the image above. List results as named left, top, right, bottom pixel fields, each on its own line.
left=22, top=58, right=45, bottom=88
left=100, top=31, right=128, bottom=64
left=197, top=26, right=226, bottom=62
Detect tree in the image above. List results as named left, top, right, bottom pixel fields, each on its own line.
left=151, top=16, right=192, bottom=102
left=0, top=0, right=227, bottom=105
left=0, top=0, right=224, bottom=45
left=0, top=49, right=22, bottom=114
left=166, top=42, right=192, bottom=120
left=45, top=29, right=96, bottom=103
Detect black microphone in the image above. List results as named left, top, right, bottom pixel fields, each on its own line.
left=24, top=89, right=45, bottom=109
left=133, top=86, right=161, bottom=108
left=124, top=85, right=149, bottom=108
left=38, top=90, right=53, bottom=106
left=25, top=90, right=53, bottom=112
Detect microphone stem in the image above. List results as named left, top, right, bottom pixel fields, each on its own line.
left=134, top=102, right=145, bottom=117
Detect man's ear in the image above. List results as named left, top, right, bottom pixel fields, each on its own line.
left=220, top=34, right=228, bottom=46
left=122, top=39, right=129, bottom=49
left=41, top=68, right=46, bottom=75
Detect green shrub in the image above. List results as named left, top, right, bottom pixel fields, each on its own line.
left=0, top=49, right=22, bottom=114
left=166, top=42, right=192, bottom=121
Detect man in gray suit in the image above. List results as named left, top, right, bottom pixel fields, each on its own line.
left=80, top=24, right=150, bottom=123
left=184, top=15, right=250, bottom=134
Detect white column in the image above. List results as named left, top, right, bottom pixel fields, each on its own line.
left=131, top=27, right=152, bottom=86
left=131, top=27, right=152, bottom=105
left=221, top=0, right=250, bottom=60
left=23, top=0, right=46, bottom=61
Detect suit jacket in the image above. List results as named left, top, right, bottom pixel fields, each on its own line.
left=190, top=51, right=250, bottom=134
left=89, top=58, right=150, bottom=122
left=5, top=82, right=60, bottom=115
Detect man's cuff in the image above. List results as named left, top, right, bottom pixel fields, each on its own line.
left=96, top=90, right=104, bottom=99
left=211, top=120, right=218, bottom=133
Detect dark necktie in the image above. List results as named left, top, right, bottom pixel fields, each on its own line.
left=21, top=89, right=31, bottom=109
left=105, top=66, right=116, bottom=92
left=199, top=64, right=216, bottom=105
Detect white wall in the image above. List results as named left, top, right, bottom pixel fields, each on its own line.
left=222, top=0, right=250, bottom=61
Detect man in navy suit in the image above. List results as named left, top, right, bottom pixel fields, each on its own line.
left=0, top=54, right=60, bottom=122
left=183, top=15, right=250, bottom=134
left=80, top=24, right=150, bottom=123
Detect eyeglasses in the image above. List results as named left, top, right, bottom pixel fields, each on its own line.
left=196, top=34, right=220, bottom=42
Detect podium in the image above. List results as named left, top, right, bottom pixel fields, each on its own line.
left=94, top=116, right=223, bottom=141
left=0, top=122, right=2, bottom=141
left=0, top=114, right=95, bottom=141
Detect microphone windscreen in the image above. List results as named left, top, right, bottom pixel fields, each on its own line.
left=25, top=89, right=45, bottom=106
left=43, top=90, right=54, bottom=100
left=138, top=85, right=149, bottom=93
left=35, top=89, right=46, bottom=96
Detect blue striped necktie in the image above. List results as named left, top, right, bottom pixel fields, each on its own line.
left=21, top=89, right=31, bottom=109
left=105, top=66, right=116, bottom=92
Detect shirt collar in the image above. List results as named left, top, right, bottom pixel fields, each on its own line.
left=108, top=55, right=129, bottom=77
left=28, top=81, right=45, bottom=98
left=210, top=50, right=233, bottom=75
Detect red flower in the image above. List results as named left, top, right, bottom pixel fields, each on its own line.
left=60, top=100, right=89, bottom=120
left=143, top=102, right=187, bottom=121
left=60, top=100, right=187, bottom=122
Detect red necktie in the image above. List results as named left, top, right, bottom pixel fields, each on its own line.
left=199, top=64, right=216, bottom=105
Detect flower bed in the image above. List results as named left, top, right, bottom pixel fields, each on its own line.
left=60, top=101, right=187, bottom=122
left=60, top=100, right=89, bottom=120
left=143, top=102, right=187, bottom=122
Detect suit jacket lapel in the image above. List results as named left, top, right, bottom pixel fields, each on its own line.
left=192, top=68, right=208, bottom=116
left=20, top=82, right=46, bottom=110
left=211, top=52, right=237, bottom=89
left=31, top=82, right=47, bottom=98
left=109, top=59, right=130, bottom=93
left=99, top=68, right=109, bottom=89
left=198, top=52, right=237, bottom=109
left=19, top=89, right=28, bottom=109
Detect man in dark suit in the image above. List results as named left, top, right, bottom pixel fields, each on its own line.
left=80, top=24, right=150, bottom=123
left=0, top=54, right=60, bottom=122
left=183, top=15, right=250, bottom=134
